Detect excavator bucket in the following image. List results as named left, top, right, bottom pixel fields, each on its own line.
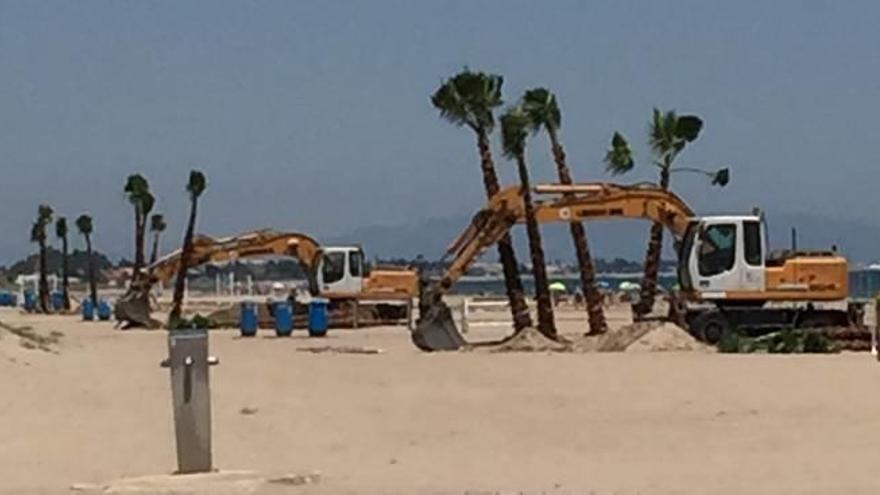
left=114, top=288, right=162, bottom=329
left=411, top=298, right=467, bottom=351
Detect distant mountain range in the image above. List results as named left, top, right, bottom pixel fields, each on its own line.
left=326, top=211, right=880, bottom=265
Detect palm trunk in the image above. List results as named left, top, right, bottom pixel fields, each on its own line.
left=477, top=130, right=532, bottom=330
left=169, top=198, right=198, bottom=327
left=85, top=235, right=98, bottom=306
left=133, top=207, right=144, bottom=281
left=38, top=240, right=50, bottom=313
left=636, top=167, right=671, bottom=316
left=61, top=235, right=70, bottom=310
left=514, top=154, right=556, bottom=338
left=149, top=232, right=161, bottom=265
left=549, top=134, right=607, bottom=335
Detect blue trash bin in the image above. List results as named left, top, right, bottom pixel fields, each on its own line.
left=97, top=299, right=112, bottom=321
left=51, top=291, right=65, bottom=312
left=308, top=298, right=329, bottom=337
left=23, top=291, right=37, bottom=312
left=240, top=301, right=258, bottom=337
left=274, top=302, right=293, bottom=337
left=82, top=298, right=95, bottom=321
left=0, top=292, right=15, bottom=307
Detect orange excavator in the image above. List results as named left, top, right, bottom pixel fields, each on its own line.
left=115, top=229, right=419, bottom=328
left=413, top=182, right=862, bottom=351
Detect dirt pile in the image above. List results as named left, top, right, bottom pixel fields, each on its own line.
left=468, top=322, right=709, bottom=354
left=473, top=326, right=572, bottom=353
left=625, top=322, right=712, bottom=352
left=574, top=321, right=661, bottom=352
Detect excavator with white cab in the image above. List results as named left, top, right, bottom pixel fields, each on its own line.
left=115, top=229, right=419, bottom=328
left=412, top=182, right=864, bottom=351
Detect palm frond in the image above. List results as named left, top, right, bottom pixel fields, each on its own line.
left=30, top=221, right=43, bottom=243
left=76, top=214, right=93, bottom=235
left=500, top=106, right=530, bottom=159
left=150, top=213, right=167, bottom=232
left=521, top=87, right=561, bottom=134
left=674, top=115, right=703, bottom=142
left=55, top=217, right=67, bottom=238
left=604, top=132, right=635, bottom=175
left=711, top=168, right=730, bottom=187
left=187, top=170, right=207, bottom=198
left=431, top=69, right=503, bottom=132
left=38, top=204, right=53, bottom=222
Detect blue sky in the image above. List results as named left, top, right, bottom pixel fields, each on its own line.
left=0, top=1, right=878, bottom=262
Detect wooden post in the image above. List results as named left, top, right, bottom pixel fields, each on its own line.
left=406, top=298, right=415, bottom=330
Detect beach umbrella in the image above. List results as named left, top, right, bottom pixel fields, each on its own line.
left=619, top=281, right=640, bottom=291
left=549, top=282, right=567, bottom=292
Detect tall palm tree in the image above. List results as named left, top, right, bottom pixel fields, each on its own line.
left=431, top=69, right=532, bottom=330
left=521, top=88, right=607, bottom=335
left=75, top=214, right=98, bottom=306
left=30, top=204, right=53, bottom=313
left=168, top=170, right=206, bottom=329
left=500, top=106, right=557, bottom=339
left=149, top=213, right=167, bottom=265
left=55, top=216, right=71, bottom=311
left=123, top=174, right=155, bottom=281
left=605, top=108, right=704, bottom=316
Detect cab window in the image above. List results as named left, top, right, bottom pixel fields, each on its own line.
left=698, top=224, right=737, bottom=277
left=349, top=250, right=363, bottom=277
left=744, top=221, right=763, bottom=266
left=321, top=252, right=346, bottom=284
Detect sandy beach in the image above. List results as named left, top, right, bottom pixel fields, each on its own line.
left=1, top=303, right=879, bottom=494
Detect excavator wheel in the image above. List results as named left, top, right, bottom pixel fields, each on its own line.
left=691, top=311, right=730, bottom=345
left=410, top=299, right=467, bottom=352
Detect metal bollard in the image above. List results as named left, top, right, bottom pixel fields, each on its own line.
left=161, top=329, right=220, bottom=474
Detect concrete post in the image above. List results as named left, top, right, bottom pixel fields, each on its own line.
left=163, top=329, right=219, bottom=474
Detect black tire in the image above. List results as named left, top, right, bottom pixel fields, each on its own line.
left=692, top=311, right=731, bottom=344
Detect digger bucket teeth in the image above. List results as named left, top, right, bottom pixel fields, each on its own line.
left=114, top=290, right=161, bottom=329
left=410, top=300, right=466, bottom=352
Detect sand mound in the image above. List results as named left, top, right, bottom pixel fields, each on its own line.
left=571, top=321, right=709, bottom=353
left=469, top=322, right=708, bottom=354
left=574, top=321, right=661, bottom=352
left=625, top=322, right=713, bottom=352
left=473, top=326, right=572, bottom=353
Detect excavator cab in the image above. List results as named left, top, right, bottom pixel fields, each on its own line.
left=316, top=246, right=366, bottom=295
left=678, top=215, right=766, bottom=300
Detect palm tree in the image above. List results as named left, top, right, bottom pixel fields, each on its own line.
left=124, top=174, right=155, bottom=281
left=522, top=88, right=607, bottom=335
left=168, top=170, right=206, bottom=329
left=76, top=214, right=98, bottom=306
left=500, top=106, right=557, bottom=339
left=149, top=213, right=167, bottom=265
left=55, top=216, right=71, bottom=311
left=431, top=69, right=532, bottom=330
left=605, top=108, right=713, bottom=316
left=30, top=204, right=53, bottom=313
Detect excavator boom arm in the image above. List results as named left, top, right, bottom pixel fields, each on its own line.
left=436, top=182, right=695, bottom=293
left=412, top=182, right=696, bottom=351
left=148, top=229, right=324, bottom=293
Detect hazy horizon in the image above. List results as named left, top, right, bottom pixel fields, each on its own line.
left=2, top=1, right=878, bottom=264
